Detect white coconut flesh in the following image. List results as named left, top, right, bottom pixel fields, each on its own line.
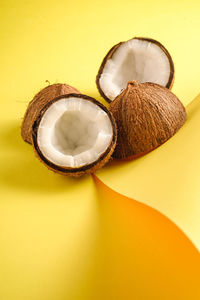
left=100, top=39, right=171, bottom=101
left=37, top=97, right=113, bottom=168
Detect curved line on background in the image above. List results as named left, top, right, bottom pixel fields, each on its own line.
left=93, top=174, right=200, bottom=255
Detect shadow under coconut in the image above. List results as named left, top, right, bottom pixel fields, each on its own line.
left=99, top=151, right=148, bottom=173
left=0, top=121, right=88, bottom=194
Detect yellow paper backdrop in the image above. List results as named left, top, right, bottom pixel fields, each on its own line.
left=1, top=0, right=200, bottom=299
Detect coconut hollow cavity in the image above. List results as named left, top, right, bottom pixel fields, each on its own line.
left=32, top=94, right=117, bottom=176
left=97, top=37, right=174, bottom=102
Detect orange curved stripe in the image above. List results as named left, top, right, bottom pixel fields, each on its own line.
left=92, top=174, right=200, bottom=299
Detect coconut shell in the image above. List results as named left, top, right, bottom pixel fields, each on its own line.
left=21, top=83, right=80, bottom=144
left=32, top=94, right=117, bottom=177
left=109, top=81, right=186, bottom=159
left=96, top=37, right=175, bottom=103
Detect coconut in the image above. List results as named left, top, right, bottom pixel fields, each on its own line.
left=96, top=37, right=174, bottom=102
left=21, top=83, right=79, bottom=144
left=32, top=94, right=117, bottom=177
left=109, top=81, right=186, bottom=159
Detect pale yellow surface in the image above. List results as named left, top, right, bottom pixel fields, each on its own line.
left=1, top=0, right=200, bottom=299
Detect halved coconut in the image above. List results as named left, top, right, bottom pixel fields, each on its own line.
left=32, top=94, right=117, bottom=176
left=96, top=37, right=174, bottom=102
left=109, top=81, right=186, bottom=159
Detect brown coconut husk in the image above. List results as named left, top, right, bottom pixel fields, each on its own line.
left=21, top=83, right=80, bottom=144
left=109, top=81, right=186, bottom=159
left=32, top=94, right=117, bottom=177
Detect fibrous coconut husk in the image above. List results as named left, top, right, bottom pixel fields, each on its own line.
left=109, top=81, right=186, bottom=159
left=32, top=94, right=117, bottom=177
left=21, top=83, right=79, bottom=144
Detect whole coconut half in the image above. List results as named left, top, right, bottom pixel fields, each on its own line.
left=96, top=37, right=174, bottom=103
left=109, top=81, right=186, bottom=159
left=32, top=94, right=117, bottom=177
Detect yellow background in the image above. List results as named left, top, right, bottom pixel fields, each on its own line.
left=1, top=0, right=200, bottom=299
